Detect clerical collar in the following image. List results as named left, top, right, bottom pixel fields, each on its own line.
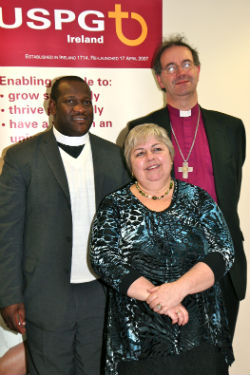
left=53, top=126, right=88, bottom=146
left=167, top=103, right=199, bottom=118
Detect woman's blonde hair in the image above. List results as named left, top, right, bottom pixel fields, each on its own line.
left=124, top=123, right=175, bottom=172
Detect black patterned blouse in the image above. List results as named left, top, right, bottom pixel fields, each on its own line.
left=90, top=179, right=234, bottom=375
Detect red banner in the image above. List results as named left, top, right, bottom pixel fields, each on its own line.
left=0, top=1, right=162, bottom=68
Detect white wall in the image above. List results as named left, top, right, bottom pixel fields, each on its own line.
left=163, top=1, right=249, bottom=373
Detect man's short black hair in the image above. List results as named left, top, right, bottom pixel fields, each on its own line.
left=50, top=76, right=88, bottom=102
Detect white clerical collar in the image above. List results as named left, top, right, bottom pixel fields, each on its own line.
left=53, top=126, right=89, bottom=146
left=179, top=109, right=192, bottom=117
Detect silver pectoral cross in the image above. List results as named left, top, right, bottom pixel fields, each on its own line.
left=178, top=161, right=193, bottom=179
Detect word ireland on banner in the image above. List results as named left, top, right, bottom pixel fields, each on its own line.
left=0, top=0, right=162, bottom=68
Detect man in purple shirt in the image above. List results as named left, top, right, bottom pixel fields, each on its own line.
left=127, top=35, right=246, bottom=341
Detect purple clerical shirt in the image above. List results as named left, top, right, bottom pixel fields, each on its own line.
left=168, top=104, right=218, bottom=202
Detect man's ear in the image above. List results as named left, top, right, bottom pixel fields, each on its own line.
left=196, top=65, right=201, bottom=80
left=156, top=74, right=165, bottom=90
left=48, top=99, right=56, bottom=116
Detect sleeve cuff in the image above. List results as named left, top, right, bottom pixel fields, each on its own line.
left=201, top=252, right=226, bottom=282
left=119, top=270, right=143, bottom=295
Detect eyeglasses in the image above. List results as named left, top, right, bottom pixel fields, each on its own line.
left=162, top=60, right=195, bottom=74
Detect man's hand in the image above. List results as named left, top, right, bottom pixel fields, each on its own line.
left=1, top=303, right=26, bottom=334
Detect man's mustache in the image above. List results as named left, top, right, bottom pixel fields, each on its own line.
left=174, top=75, right=192, bottom=85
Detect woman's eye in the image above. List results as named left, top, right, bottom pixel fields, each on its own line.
left=135, top=152, right=144, bottom=157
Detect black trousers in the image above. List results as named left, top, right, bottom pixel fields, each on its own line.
left=26, top=280, right=106, bottom=375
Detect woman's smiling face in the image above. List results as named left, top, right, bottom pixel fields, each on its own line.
left=130, top=135, right=173, bottom=186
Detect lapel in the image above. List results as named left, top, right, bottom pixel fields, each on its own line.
left=40, top=128, right=71, bottom=203
left=200, top=108, right=226, bottom=201
left=200, top=107, right=224, bottom=159
left=89, top=133, right=104, bottom=208
left=154, top=107, right=174, bottom=178
left=153, top=107, right=172, bottom=135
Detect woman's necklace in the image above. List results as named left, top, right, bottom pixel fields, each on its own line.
left=135, top=179, right=173, bottom=200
